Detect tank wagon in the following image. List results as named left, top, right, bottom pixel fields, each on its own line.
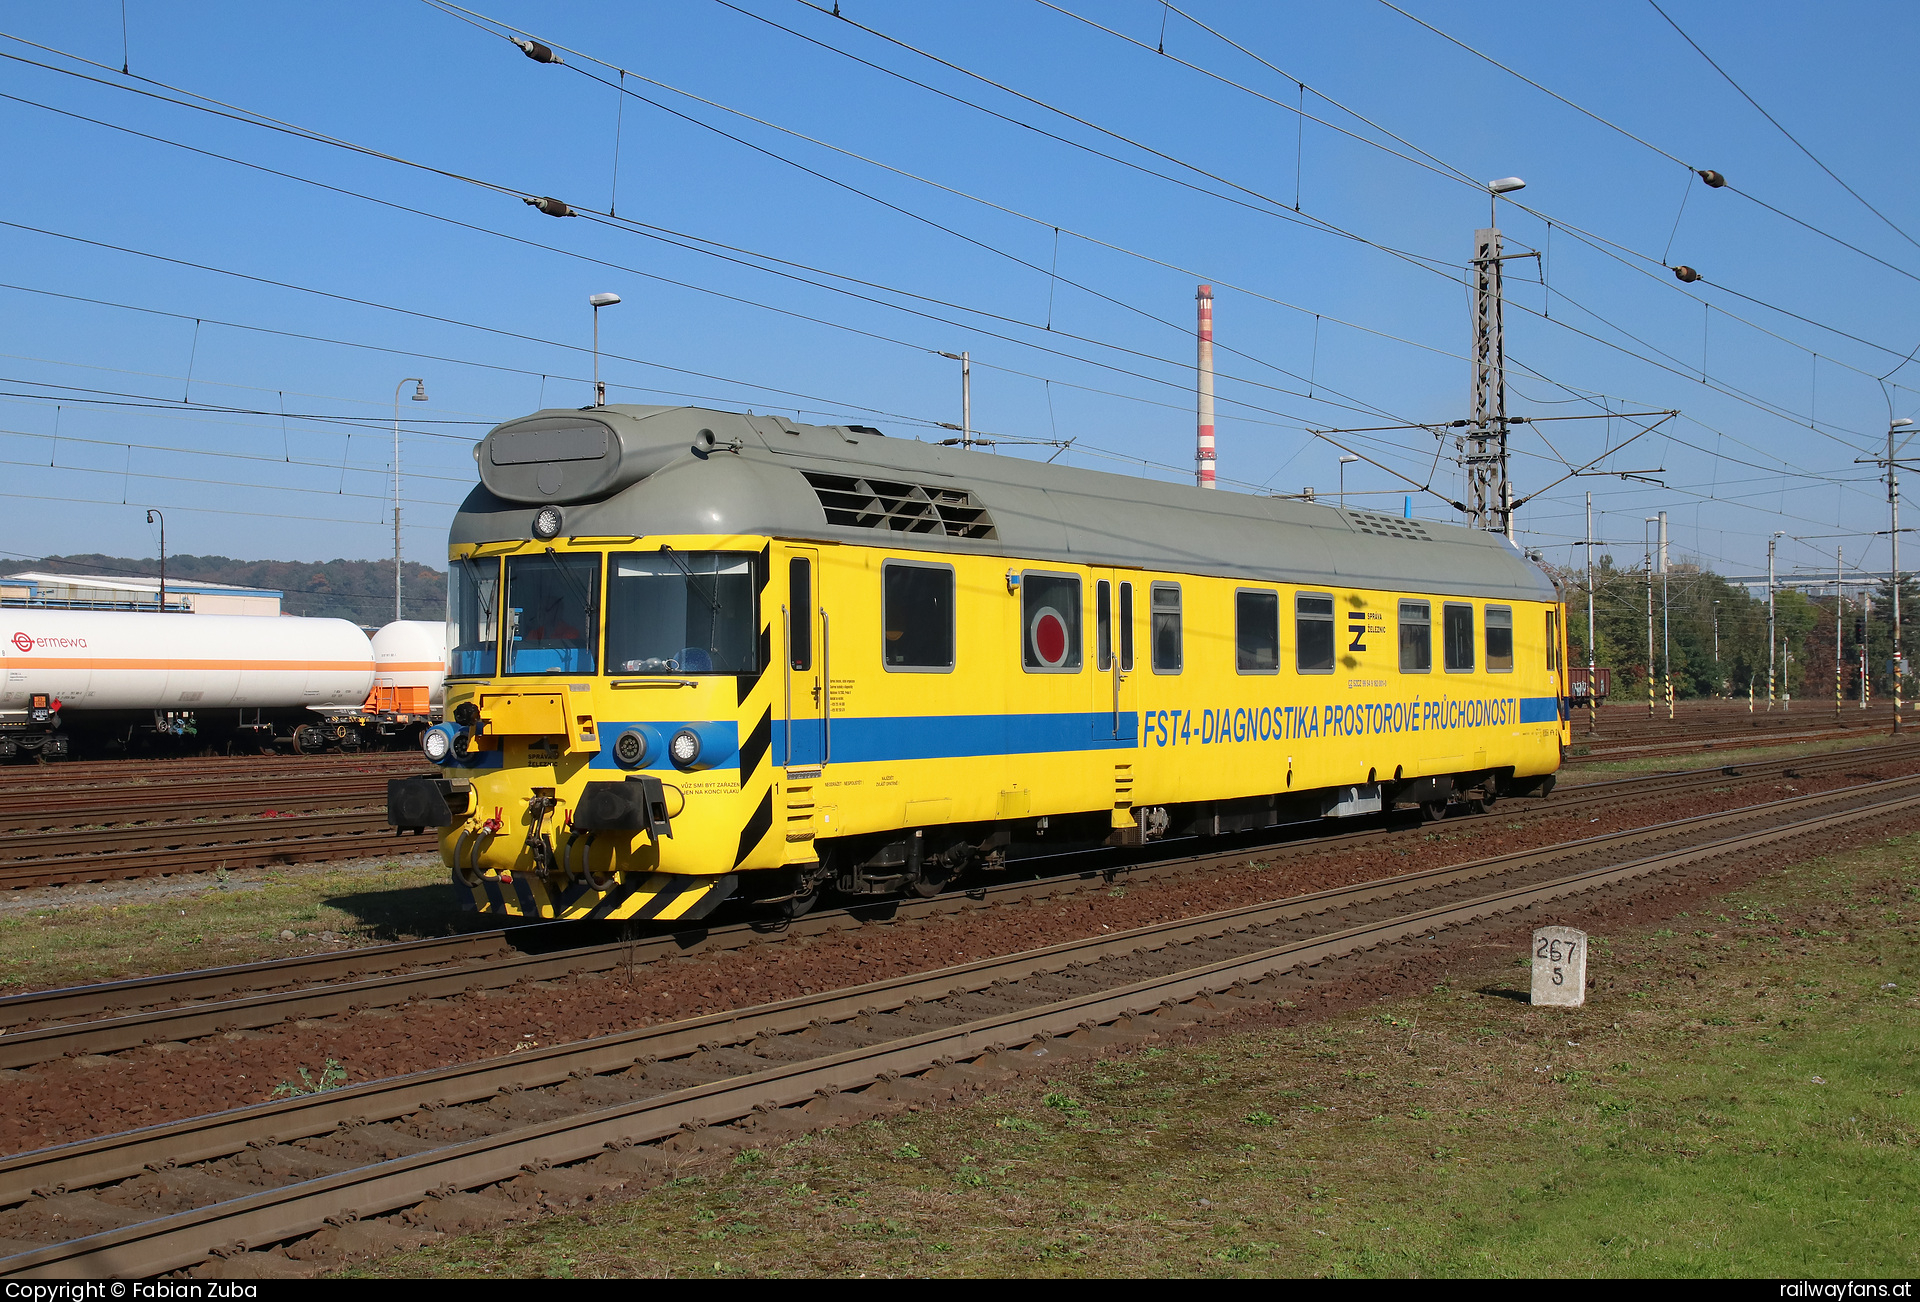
left=391, top=404, right=1570, bottom=924
left=0, top=610, right=446, bottom=757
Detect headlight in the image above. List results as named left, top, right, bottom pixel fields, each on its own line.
left=421, top=724, right=455, bottom=764
left=532, top=505, right=563, bottom=539
left=668, top=727, right=702, bottom=769
left=452, top=701, right=480, bottom=727
left=613, top=728, right=649, bottom=768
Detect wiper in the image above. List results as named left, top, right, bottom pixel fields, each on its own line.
left=659, top=544, right=721, bottom=613
left=459, top=554, right=497, bottom=631
left=543, top=547, right=598, bottom=627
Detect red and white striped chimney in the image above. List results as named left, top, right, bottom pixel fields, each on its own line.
left=1195, top=284, right=1216, bottom=489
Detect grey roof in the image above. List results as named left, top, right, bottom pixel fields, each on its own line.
left=452, top=405, right=1557, bottom=604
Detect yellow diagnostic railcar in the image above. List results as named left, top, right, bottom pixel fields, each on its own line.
left=389, top=405, right=1570, bottom=923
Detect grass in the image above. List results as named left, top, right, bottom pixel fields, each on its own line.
left=0, top=856, right=472, bottom=990
left=356, top=830, right=1920, bottom=1278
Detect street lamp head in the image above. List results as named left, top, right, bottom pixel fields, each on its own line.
left=1488, top=177, right=1526, bottom=194
left=145, top=509, right=159, bottom=525
left=410, top=380, right=428, bottom=402
left=1893, top=418, right=1914, bottom=430
left=1339, top=455, right=1360, bottom=465
left=589, top=292, right=621, bottom=308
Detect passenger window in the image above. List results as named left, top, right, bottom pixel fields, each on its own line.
left=1119, top=582, right=1135, bottom=671
left=1486, top=605, right=1513, bottom=672
left=1022, top=571, right=1082, bottom=672
left=1097, top=580, right=1112, bottom=671
left=1151, top=583, right=1182, bottom=673
left=1296, top=594, right=1334, bottom=674
left=882, top=561, right=954, bottom=672
left=1443, top=602, right=1474, bottom=672
left=1399, top=600, right=1431, bottom=674
left=788, top=557, right=812, bottom=671
left=1236, top=590, right=1279, bottom=674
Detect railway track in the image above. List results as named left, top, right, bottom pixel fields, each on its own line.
left=0, top=705, right=1891, bottom=889
left=1, top=767, right=1914, bottom=1277
left=1566, top=719, right=1899, bottom=761
left=1, top=737, right=1912, bottom=1063
left=0, top=758, right=420, bottom=887
left=0, top=713, right=1909, bottom=896
left=0, top=754, right=420, bottom=791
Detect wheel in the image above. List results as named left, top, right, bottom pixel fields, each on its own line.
left=1421, top=800, right=1448, bottom=823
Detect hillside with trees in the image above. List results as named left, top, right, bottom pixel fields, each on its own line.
left=29, top=554, right=446, bottom=627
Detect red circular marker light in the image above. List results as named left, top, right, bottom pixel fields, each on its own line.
left=1030, top=607, right=1069, bottom=667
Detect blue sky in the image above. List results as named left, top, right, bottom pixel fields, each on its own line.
left=1, top=0, right=1915, bottom=587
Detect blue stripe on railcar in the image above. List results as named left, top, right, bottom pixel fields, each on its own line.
left=1519, top=697, right=1560, bottom=723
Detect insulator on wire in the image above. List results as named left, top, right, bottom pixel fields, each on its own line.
left=513, top=37, right=561, bottom=64
left=524, top=196, right=575, bottom=218
left=1673, top=265, right=1701, bottom=283
left=1697, top=169, right=1726, bottom=188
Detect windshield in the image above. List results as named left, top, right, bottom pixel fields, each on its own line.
left=607, top=551, right=757, bottom=674
left=504, top=552, right=600, bottom=675
left=448, top=556, right=500, bottom=678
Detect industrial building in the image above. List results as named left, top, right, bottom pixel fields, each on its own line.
left=0, top=572, right=283, bottom=616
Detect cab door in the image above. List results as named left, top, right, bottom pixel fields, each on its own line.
left=1093, top=572, right=1140, bottom=744
left=783, top=547, right=825, bottom=772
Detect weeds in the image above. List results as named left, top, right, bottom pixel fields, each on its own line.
left=270, top=1058, right=348, bottom=1098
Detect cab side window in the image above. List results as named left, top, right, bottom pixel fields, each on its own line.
left=788, top=558, right=812, bottom=671
left=882, top=560, right=954, bottom=672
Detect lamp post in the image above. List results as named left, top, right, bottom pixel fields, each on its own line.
left=393, top=378, right=428, bottom=622
left=145, top=509, right=165, bottom=613
left=590, top=293, right=621, bottom=406
left=1339, top=455, right=1359, bottom=508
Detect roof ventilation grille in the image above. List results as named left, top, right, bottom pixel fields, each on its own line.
left=802, top=471, right=997, bottom=539
left=1342, top=509, right=1431, bottom=543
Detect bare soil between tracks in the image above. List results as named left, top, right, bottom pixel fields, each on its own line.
left=5, top=753, right=1919, bottom=1160
left=352, top=821, right=1918, bottom=1277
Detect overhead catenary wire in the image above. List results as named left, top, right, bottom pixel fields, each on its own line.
left=413, top=0, right=1911, bottom=480
left=3, top=11, right=1904, bottom=560
left=1375, top=0, right=1920, bottom=288
left=1645, top=0, right=1920, bottom=254
left=9, top=19, right=1902, bottom=466
left=0, top=70, right=1426, bottom=436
